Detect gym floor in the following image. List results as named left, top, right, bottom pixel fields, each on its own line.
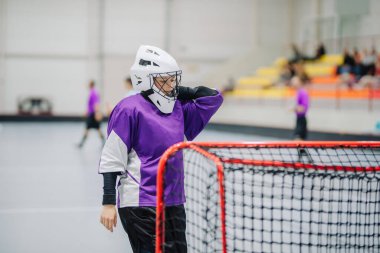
left=0, top=122, right=280, bottom=253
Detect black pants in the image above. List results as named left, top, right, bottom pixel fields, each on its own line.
left=118, top=205, right=187, bottom=253
left=294, top=115, right=307, bottom=140
left=86, top=113, right=100, bottom=129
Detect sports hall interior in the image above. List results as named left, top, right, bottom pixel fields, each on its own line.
left=0, top=0, right=379, bottom=253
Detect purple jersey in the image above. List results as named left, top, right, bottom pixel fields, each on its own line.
left=87, top=88, right=100, bottom=115
left=99, top=92, right=223, bottom=207
left=296, top=88, right=309, bottom=117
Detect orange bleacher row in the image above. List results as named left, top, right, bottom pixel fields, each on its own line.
left=229, top=53, right=380, bottom=99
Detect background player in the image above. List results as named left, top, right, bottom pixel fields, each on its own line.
left=77, top=80, right=105, bottom=148
left=291, top=75, right=309, bottom=140
left=124, top=76, right=139, bottom=97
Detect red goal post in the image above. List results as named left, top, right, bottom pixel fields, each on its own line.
left=156, top=141, right=380, bottom=253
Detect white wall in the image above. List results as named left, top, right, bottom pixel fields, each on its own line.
left=102, top=0, right=258, bottom=109
left=2, top=0, right=89, bottom=115
left=357, top=0, right=380, bottom=47
left=6, top=0, right=87, bottom=55
left=0, top=0, right=259, bottom=115
left=256, top=0, right=289, bottom=50
left=0, top=0, right=6, bottom=112
left=293, top=0, right=380, bottom=53
left=171, top=0, right=256, bottom=59
left=1, top=0, right=379, bottom=115
left=103, top=0, right=167, bottom=55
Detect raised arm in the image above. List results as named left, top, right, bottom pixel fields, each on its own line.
left=179, top=86, right=223, bottom=141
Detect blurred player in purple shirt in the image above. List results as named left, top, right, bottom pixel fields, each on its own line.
left=98, top=45, right=223, bottom=252
left=77, top=80, right=105, bottom=148
left=291, top=76, right=309, bottom=140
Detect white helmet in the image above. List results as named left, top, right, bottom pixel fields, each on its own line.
left=130, top=45, right=182, bottom=114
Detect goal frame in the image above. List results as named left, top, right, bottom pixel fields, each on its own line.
left=155, top=141, right=380, bottom=253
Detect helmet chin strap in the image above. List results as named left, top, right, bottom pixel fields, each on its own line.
left=140, top=89, right=154, bottom=97
left=141, top=87, right=177, bottom=113
left=140, top=89, right=155, bottom=105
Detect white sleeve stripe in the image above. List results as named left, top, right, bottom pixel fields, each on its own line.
left=99, top=130, right=129, bottom=173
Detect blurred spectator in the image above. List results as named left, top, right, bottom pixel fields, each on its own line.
left=361, top=48, right=376, bottom=76
left=352, top=48, right=363, bottom=80
left=289, top=44, right=304, bottom=64
left=376, top=58, right=380, bottom=89
left=105, top=77, right=140, bottom=116
left=294, top=63, right=311, bottom=84
left=358, top=56, right=380, bottom=90
left=277, top=61, right=296, bottom=86
left=337, top=48, right=356, bottom=89
left=337, top=48, right=355, bottom=75
left=221, top=77, right=236, bottom=95
left=306, top=43, right=326, bottom=61
left=314, top=43, right=326, bottom=60
left=339, top=72, right=355, bottom=90
left=289, top=43, right=326, bottom=64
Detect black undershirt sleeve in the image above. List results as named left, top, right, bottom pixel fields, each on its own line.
left=102, top=172, right=121, bottom=205
left=140, top=86, right=217, bottom=102
left=177, top=86, right=218, bottom=100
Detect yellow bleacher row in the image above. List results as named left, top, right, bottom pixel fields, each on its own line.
left=236, top=54, right=343, bottom=90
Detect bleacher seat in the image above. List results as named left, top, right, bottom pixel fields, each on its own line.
left=230, top=53, right=371, bottom=100
left=319, top=54, right=343, bottom=65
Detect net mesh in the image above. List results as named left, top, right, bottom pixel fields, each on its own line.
left=157, top=143, right=380, bottom=253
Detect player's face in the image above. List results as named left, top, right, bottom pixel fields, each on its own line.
left=154, top=76, right=177, bottom=96
left=291, top=77, right=301, bottom=89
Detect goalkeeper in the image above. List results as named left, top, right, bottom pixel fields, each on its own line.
left=98, top=45, right=223, bottom=253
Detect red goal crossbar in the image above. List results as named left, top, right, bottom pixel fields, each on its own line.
left=156, top=141, right=380, bottom=253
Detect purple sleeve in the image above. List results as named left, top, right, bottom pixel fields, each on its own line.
left=94, top=92, right=100, bottom=105
left=182, top=92, right=223, bottom=141
left=297, top=90, right=309, bottom=115
left=299, top=90, right=309, bottom=109
left=107, top=105, right=134, bottom=152
left=87, top=90, right=100, bottom=114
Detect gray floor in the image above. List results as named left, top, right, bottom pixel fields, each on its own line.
left=0, top=122, right=279, bottom=253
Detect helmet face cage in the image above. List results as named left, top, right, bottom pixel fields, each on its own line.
left=149, top=70, right=182, bottom=101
